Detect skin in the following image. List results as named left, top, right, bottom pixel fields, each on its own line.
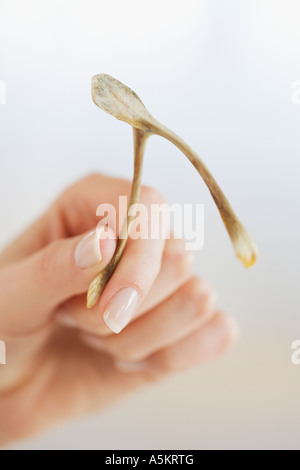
left=0, top=174, right=238, bottom=447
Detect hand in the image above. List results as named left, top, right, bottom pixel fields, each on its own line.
left=0, top=174, right=238, bottom=446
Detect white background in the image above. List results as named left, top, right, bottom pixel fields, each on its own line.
left=0, top=0, right=300, bottom=450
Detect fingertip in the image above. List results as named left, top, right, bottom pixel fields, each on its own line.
left=75, top=227, right=117, bottom=271
left=210, top=312, right=240, bottom=357
left=221, top=314, right=240, bottom=350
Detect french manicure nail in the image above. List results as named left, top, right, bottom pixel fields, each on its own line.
left=75, top=230, right=102, bottom=269
left=104, top=287, right=139, bottom=334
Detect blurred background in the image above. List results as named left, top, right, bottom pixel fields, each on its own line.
left=0, top=0, right=299, bottom=450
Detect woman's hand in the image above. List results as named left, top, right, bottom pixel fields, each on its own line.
left=0, top=174, right=238, bottom=446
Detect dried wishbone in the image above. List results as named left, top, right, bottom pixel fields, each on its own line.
left=87, top=74, right=258, bottom=308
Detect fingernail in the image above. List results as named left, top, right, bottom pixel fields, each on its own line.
left=56, top=311, right=77, bottom=328
left=104, top=288, right=139, bottom=334
left=75, top=230, right=102, bottom=269
left=115, top=360, right=148, bottom=373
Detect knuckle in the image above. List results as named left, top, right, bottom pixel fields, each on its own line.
left=141, top=185, right=166, bottom=205
left=177, top=251, right=195, bottom=278
left=164, top=241, right=194, bottom=279
left=140, top=249, right=162, bottom=277
left=127, top=248, right=163, bottom=285
left=183, top=277, right=217, bottom=318
left=39, top=241, right=60, bottom=288
left=82, top=173, right=103, bottom=185
left=162, top=350, right=185, bottom=372
left=61, top=173, right=101, bottom=197
left=214, top=313, right=239, bottom=350
left=140, top=186, right=169, bottom=239
left=115, top=343, right=142, bottom=362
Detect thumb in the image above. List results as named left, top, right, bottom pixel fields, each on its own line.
left=0, top=227, right=116, bottom=333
